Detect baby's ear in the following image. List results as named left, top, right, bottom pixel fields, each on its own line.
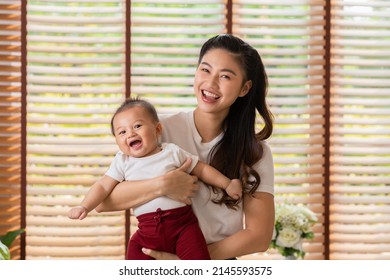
left=156, top=122, right=163, bottom=136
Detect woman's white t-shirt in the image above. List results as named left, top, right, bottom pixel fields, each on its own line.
left=160, top=110, right=274, bottom=244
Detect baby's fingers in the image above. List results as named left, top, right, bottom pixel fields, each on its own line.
left=68, top=208, right=81, bottom=219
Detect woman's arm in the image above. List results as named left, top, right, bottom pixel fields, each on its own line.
left=95, top=158, right=199, bottom=212
left=143, top=191, right=274, bottom=260
left=207, top=192, right=275, bottom=260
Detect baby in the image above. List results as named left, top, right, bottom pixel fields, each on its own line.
left=68, top=97, right=242, bottom=260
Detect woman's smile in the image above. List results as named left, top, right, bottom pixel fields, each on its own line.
left=201, top=89, right=220, bottom=102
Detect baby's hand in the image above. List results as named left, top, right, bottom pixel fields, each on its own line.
left=225, top=179, right=242, bottom=200
left=68, top=206, right=89, bottom=220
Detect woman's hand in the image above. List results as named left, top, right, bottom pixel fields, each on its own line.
left=96, top=158, right=199, bottom=212
left=141, top=248, right=179, bottom=260
left=161, top=158, right=200, bottom=205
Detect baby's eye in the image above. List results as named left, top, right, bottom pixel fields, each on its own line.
left=118, top=130, right=126, bottom=135
left=134, top=124, right=142, bottom=129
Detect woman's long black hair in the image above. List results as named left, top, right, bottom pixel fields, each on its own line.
left=198, top=34, right=274, bottom=209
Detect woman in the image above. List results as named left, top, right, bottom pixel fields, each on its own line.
left=97, top=34, right=275, bottom=260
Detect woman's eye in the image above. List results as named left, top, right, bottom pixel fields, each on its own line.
left=201, top=68, right=209, bottom=73
left=221, top=74, right=230, bottom=79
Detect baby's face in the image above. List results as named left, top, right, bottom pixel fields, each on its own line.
left=112, top=106, right=162, bottom=158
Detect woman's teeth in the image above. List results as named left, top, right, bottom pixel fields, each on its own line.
left=202, top=90, right=219, bottom=99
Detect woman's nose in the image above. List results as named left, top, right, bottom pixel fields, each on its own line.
left=208, top=74, right=219, bottom=87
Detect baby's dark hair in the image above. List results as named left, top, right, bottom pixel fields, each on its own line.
left=110, top=96, right=159, bottom=135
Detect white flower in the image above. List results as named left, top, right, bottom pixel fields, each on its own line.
left=270, top=203, right=317, bottom=259
left=276, top=227, right=301, bottom=248
left=293, top=240, right=303, bottom=251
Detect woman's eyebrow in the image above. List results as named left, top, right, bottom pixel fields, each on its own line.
left=200, top=61, right=237, bottom=76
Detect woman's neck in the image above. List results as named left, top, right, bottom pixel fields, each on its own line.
left=193, top=108, right=226, bottom=143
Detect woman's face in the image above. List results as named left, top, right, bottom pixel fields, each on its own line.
left=194, top=48, right=252, bottom=117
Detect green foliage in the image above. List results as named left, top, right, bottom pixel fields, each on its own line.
left=0, top=229, right=25, bottom=248
left=0, top=229, right=24, bottom=260
left=0, top=241, right=10, bottom=260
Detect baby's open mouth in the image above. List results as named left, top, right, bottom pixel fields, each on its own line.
left=130, top=140, right=142, bottom=148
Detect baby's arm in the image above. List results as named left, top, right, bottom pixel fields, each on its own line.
left=191, top=161, right=242, bottom=200
left=68, top=175, right=119, bottom=220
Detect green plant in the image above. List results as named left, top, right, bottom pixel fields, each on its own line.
left=0, top=229, right=25, bottom=260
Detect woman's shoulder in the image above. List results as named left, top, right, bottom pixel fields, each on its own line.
left=159, top=110, right=191, bottom=125
left=256, top=140, right=273, bottom=165
left=160, top=111, right=194, bottom=141
left=260, top=140, right=272, bottom=154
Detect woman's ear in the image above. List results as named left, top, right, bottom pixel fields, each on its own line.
left=239, top=80, right=252, bottom=97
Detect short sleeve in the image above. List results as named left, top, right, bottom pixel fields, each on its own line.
left=253, top=141, right=274, bottom=195
left=105, top=152, right=125, bottom=182
left=167, top=143, right=199, bottom=173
